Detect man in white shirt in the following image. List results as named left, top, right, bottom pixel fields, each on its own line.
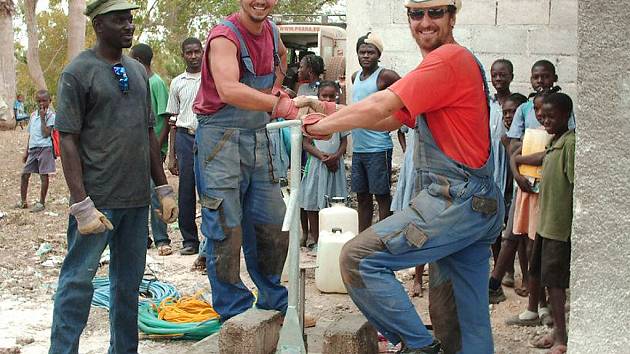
left=166, top=37, right=203, bottom=256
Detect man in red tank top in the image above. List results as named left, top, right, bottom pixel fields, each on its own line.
left=192, top=0, right=316, bottom=327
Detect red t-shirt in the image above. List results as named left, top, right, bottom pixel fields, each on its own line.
left=389, top=44, right=490, bottom=168
left=193, top=14, right=276, bottom=115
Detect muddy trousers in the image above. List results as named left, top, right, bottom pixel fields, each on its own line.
left=340, top=174, right=503, bottom=353
left=49, top=207, right=148, bottom=354
left=195, top=126, right=289, bottom=321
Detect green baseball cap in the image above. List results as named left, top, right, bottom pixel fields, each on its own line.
left=84, top=0, right=140, bottom=18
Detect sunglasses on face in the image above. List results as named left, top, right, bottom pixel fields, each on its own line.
left=407, top=7, right=448, bottom=21
left=112, top=64, right=129, bottom=94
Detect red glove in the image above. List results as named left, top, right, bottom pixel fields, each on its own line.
left=301, top=113, right=331, bottom=140
left=271, top=91, right=299, bottom=119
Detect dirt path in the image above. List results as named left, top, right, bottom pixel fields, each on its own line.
left=0, top=129, right=549, bottom=353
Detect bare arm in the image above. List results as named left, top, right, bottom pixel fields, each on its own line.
left=514, top=151, right=545, bottom=166
left=210, top=37, right=278, bottom=112
left=377, top=69, right=401, bottom=90
left=149, top=128, right=168, bottom=186
left=302, top=137, right=327, bottom=160
left=40, top=109, right=52, bottom=137
left=157, top=114, right=172, bottom=148
left=60, top=132, right=87, bottom=202
left=273, top=38, right=288, bottom=91
left=310, top=89, right=404, bottom=136
left=336, top=135, right=348, bottom=158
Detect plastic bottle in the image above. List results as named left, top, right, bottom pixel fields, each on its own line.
left=315, top=228, right=355, bottom=293
left=319, top=196, right=358, bottom=235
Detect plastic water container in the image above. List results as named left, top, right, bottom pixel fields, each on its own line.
left=315, top=228, right=355, bottom=293
left=319, top=197, right=359, bottom=235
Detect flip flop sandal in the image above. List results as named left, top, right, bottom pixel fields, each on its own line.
left=502, top=273, right=515, bottom=288
left=157, top=244, right=173, bottom=256
left=30, top=202, right=45, bottom=213
left=531, top=334, right=554, bottom=349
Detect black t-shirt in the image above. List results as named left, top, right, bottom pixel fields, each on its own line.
left=55, top=49, right=154, bottom=209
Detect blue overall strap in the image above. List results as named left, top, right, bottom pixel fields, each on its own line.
left=221, top=20, right=255, bottom=74
left=269, top=20, right=281, bottom=69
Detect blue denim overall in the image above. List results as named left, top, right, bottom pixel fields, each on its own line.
left=339, top=56, right=504, bottom=353
left=194, top=20, right=288, bottom=321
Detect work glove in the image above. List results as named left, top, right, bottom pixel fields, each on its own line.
left=293, top=96, right=337, bottom=115
left=69, top=196, right=114, bottom=235
left=155, top=185, right=179, bottom=223
left=271, top=91, right=299, bottom=120
left=301, top=112, right=332, bottom=141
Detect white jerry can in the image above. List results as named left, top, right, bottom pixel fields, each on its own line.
left=315, top=228, right=356, bottom=293
left=319, top=197, right=359, bottom=235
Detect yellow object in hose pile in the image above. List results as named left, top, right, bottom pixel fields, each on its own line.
left=155, top=292, right=220, bottom=323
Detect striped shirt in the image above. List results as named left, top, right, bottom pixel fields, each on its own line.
left=166, top=71, right=201, bottom=130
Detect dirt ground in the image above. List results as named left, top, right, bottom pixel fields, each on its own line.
left=0, top=129, right=551, bottom=353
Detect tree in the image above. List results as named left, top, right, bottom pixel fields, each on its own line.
left=67, top=0, right=86, bottom=60
left=0, top=0, right=16, bottom=129
left=24, top=0, right=47, bottom=90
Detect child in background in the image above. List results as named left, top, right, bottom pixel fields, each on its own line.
left=506, top=90, right=555, bottom=327
left=299, top=81, right=349, bottom=250
left=528, top=92, right=574, bottom=354
left=16, top=90, right=56, bottom=212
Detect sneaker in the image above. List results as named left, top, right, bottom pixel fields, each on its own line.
left=180, top=245, right=198, bottom=255
left=14, top=201, right=27, bottom=209
left=489, top=286, right=506, bottom=304
left=30, top=202, right=45, bottom=213
left=398, top=340, right=444, bottom=354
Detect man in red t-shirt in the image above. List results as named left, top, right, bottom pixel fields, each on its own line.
left=191, top=0, right=306, bottom=324
left=300, top=0, right=504, bottom=353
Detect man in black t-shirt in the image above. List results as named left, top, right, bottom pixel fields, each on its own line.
left=48, top=1, right=178, bottom=353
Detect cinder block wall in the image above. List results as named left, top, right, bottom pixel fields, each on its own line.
left=346, top=0, right=577, bottom=100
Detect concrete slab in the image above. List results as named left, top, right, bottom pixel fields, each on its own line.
left=218, top=309, right=282, bottom=354
left=321, top=314, right=378, bottom=354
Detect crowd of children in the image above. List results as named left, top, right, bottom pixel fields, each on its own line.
left=485, top=59, right=575, bottom=354
left=12, top=42, right=575, bottom=354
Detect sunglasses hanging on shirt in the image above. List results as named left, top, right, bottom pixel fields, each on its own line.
left=112, top=64, right=130, bottom=94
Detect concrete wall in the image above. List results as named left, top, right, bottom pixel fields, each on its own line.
left=568, top=1, right=630, bottom=352
left=345, top=0, right=577, bottom=100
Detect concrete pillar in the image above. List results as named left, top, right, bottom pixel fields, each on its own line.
left=569, top=1, right=630, bottom=352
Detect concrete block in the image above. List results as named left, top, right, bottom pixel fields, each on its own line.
left=378, top=25, right=418, bottom=53
left=457, top=0, right=497, bottom=25
left=453, top=27, right=473, bottom=49
left=550, top=0, right=577, bottom=28
left=471, top=26, right=528, bottom=53
left=218, top=309, right=282, bottom=354
left=497, top=0, right=550, bottom=25
left=528, top=28, right=577, bottom=55
left=391, top=1, right=409, bottom=24
left=557, top=55, right=577, bottom=83
left=322, top=314, right=378, bottom=354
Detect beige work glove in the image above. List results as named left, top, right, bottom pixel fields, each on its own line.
left=69, top=197, right=114, bottom=235
left=155, top=185, right=179, bottom=223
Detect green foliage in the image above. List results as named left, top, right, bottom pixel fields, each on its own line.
left=15, top=0, right=340, bottom=104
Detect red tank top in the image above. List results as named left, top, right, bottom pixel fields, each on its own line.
left=193, top=13, right=276, bottom=115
